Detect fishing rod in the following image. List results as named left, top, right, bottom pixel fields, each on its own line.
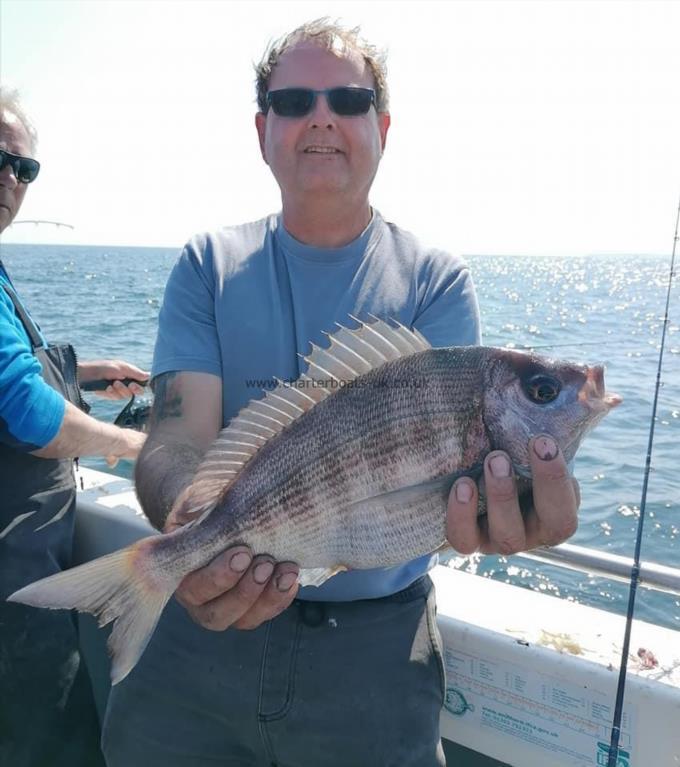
left=11, top=219, right=74, bottom=229
left=512, top=341, right=623, bottom=350
left=606, top=192, right=680, bottom=767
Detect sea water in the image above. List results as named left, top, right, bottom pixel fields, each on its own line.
left=2, top=243, right=678, bottom=630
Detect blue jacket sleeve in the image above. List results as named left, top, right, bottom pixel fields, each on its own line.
left=0, top=289, right=65, bottom=451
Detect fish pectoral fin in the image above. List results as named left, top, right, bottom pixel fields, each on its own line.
left=344, top=474, right=459, bottom=515
left=298, top=565, right=347, bottom=588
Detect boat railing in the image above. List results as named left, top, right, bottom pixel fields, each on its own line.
left=516, top=542, right=680, bottom=597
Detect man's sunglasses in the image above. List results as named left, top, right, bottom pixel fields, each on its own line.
left=266, top=87, right=376, bottom=118
left=0, top=149, right=40, bottom=184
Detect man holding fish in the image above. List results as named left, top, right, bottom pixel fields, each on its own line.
left=104, top=19, right=586, bottom=766
left=10, top=19, right=608, bottom=767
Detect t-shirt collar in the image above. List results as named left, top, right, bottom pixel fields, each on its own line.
left=275, top=209, right=380, bottom=264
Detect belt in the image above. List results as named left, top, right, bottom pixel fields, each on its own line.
left=295, top=574, right=432, bottom=628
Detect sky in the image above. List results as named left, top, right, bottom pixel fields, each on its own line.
left=1, top=0, right=679, bottom=256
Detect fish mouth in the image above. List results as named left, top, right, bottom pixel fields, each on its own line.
left=578, top=365, right=622, bottom=410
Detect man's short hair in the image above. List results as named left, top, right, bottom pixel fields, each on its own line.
left=0, top=87, right=38, bottom=153
left=255, top=18, right=389, bottom=114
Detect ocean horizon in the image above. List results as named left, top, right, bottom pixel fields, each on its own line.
left=3, top=239, right=673, bottom=260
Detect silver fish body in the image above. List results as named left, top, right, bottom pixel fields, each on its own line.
left=8, top=320, right=621, bottom=683
left=183, top=348, right=491, bottom=573
left=177, top=344, right=616, bottom=572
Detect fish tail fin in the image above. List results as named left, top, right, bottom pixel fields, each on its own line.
left=8, top=536, right=176, bottom=684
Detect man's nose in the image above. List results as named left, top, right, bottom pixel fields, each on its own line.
left=307, top=93, right=336, bottom=129
left=0, top=162, right=19, bottom=189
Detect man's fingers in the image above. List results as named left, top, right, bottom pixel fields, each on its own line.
left=117, top=363, right=149, bottom=380
left=95, top=382, right=128, bottom=400
left=176, top=553, right=299, bottom=632
left=481, top=451, right=526, bottom=555
left=233, top=563, right=300, bottom=630
left=128, top=381, right=146, bottom=396
left=110, top=379, right=138, bottom=399
left=92, top=375, right=147, bottom=400
left=446, top=478, right=481, bottom=554
left=175, top=546, right=253, bottom=609
left=525, top=435, right=579, bottom=547
left=180, top=553, right=271, bottom=631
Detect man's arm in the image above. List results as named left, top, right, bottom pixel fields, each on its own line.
left=135, top=370, right=299, bottom=629
left=31, top=401, right=145, bottom=460
left=135, top=370, right=222, bottom=530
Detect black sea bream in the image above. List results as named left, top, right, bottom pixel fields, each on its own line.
left=9, top=319, right=621, bottom=683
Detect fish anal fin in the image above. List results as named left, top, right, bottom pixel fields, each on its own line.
left=298, top=565, right=348, bottom=588
left=433, top=540, right=453, bottom=555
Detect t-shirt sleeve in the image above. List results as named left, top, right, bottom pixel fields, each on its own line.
left=0, top=293, right=65, bottom=451
left=413, top=250, right=482, bottom=348
left=152, top=237, right=223, bottom=379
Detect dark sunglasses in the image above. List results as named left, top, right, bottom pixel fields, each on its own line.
left=266, top=87, right=376, bottom=118
left=0, top=149, right=40, bottom=184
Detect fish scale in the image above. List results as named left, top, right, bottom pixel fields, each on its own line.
left=8, top=318, right=621, bottom=684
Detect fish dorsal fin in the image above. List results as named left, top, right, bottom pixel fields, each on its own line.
left=171, top=318, right=431, bottom=524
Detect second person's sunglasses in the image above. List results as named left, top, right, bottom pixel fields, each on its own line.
left=0, top=149, right=40, bottom=184
left=266, top=87, right=377, bottom=118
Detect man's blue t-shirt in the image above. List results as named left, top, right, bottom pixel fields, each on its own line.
left=0, top=262, right=65, bottom=451
left=153, top=211, right=481, bottom=601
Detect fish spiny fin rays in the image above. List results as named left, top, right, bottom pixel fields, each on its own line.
left=305, top=316, right=431, bottom=384
left=173, top=318, right=431, bottom=525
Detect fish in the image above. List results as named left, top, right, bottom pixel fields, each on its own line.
left=8, top=317, right=621, bottom=684
left=113, top=394, right=152, bottom=433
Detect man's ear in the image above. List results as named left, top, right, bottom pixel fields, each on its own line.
left=255, top=112, right=268, bottom=164
left=378, top=112, right=391, bottom=153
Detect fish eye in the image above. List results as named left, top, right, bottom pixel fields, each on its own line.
left=524, top=374, right=561, bottom=404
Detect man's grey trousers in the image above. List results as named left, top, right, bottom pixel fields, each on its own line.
left=103, top=575, right=447, bottom=767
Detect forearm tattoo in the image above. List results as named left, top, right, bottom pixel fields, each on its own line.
left=150, top=371, right=183, bottom=425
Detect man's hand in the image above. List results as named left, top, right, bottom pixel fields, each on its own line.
left=78, top=359, right=149, bottom=399
left=104, top=428, right=147, bottom=468
left=164, top=499, right=299, bottom=631
left=446, top=434, right=579, bottom=555
left=32, top=401, right=146, bottom=462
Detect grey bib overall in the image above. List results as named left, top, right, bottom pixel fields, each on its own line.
left=0, top=281, right=104, bottom=767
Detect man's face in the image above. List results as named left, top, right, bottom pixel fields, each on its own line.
left=0, top=112, right=33, bottom=234
left=255, top=42, right=390, bottom=204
